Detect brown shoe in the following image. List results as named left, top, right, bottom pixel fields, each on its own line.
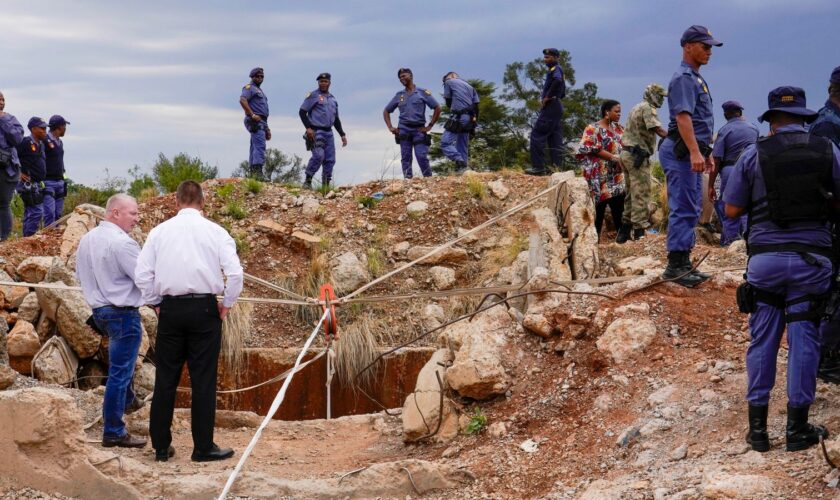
left=102, top=433, right=147, bottom=448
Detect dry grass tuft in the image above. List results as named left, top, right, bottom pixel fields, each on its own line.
left=221, top=301, right=254, bottom=378
left=656, top=183, right=669, bottom=232
left=333, top=314, right=393, bottom=391
left=294, top=251, right=331, bottom=325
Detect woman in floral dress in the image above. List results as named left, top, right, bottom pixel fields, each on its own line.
left=576, top=99, right=626, bottom=239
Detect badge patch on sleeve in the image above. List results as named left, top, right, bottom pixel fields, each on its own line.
left=424, top=89, right=432, bottom=95
left=245, top=84, right=251, bottom=90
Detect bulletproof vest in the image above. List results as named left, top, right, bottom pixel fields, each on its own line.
left=750, top=131, right=834, bottom=229
left=45, top=137, right=64, bottom=180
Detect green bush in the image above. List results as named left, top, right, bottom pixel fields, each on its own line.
left=152, top=153, right=217, bottom=193
left=222, top=200, right=248, bottom=220
left=465, top=407, right=487, bottom=435
left=651, top=160, right=665, bottom=183
left=244, top=178, right=263, bottom=195
left=215, top=183, right=236, bottom=200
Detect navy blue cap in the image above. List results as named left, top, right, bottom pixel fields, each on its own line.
left=397, top=67, right=412, bottom=77
left=680, top=25, right=722, bottom=47
left=831, top=66, right=840, bottom=84
left=48, top=115, right=69, bottom=127
left=543, top=48, right=560, bottom=57
left=249, top=67, right=264, bottom=78
left=316, top=72, right=331, bottom=81
left=721, top=100, right=743, bottom=112
left=27, top=116, right=47, bottom=129
left=758, top=86, right=818, bottom=123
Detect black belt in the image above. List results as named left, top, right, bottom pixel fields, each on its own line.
left=312, top=125, right=332, bottom=132
left=399, top=122, right=425, bottom=128
left=45, top=176, right=64, bottom=181
left=94, top=305, right=138, bottom=311
left=721, top=160, right=737, bottom=167
left=748, top=243, right=833, bottom=260
left=162, top=293, right=216, bottom=301
left=451, top=109, right=474, bottom=116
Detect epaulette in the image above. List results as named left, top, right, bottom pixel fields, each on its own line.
left=423, top=88, right=432, bottom=96
left=244, top=84, right=251, bottom=90
left=306, top=92, right=311, bottom=98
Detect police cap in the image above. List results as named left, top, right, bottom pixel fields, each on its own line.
left=831, top=66, right=840, bottom=84
left=48, top=115, right=69, bottom=127
left=316, top=73, right=331, bottom=81
left=680, top=25, right=723, bottom=47
left=249, top=67, right=264, bottom=78
left=542, top=48, right=560, bottom=57
left=27, top=116, right=47, bottom=129
left=721, top=101, right=744, bottom=112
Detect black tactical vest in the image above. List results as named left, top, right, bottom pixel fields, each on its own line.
left=750, top=132, right=834, bottom=229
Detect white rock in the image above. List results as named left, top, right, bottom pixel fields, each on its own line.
left=615, top=256, right=661, bottom=276
left=702, top=471, right=773, bottom=499
left=726, top=239, right=747, bottom=254
left=614, top=302, right=650, bottom=316
left=488, top=421, right=507, bottom=437
left=647, top=384, right=677, bottom=407
left=596, top=318, right=657, bottom=363
left=422, top=304, right=445, bottom=331
left=16, top=292, right=41, bottom=323
left=301, top=198, right=321, bottom=217
left=330, top=252, right=371, bottom=294
left=406, top=201, right=429, bottom=216
left=487, top=180, right=510, bottom=200
left=519, top=439, right=539, bottom=453
left=429, top=266, right=456, bottom=290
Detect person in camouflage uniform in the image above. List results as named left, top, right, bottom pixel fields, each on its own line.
left=616, top=83, right=669, bottom=243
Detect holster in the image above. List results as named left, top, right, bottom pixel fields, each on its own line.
left=626, top=146, right=651, bottom=168
left=18, top=182, right=43, bottom=207
left=55, top=180, right=68, bottom=199
left=303, top=133, right=315, bottom=151
left=736, top=281, right=786, bottom=314
left=669, top=131, right=712, bottom=160
left=0, top=148, right=12, bottom=169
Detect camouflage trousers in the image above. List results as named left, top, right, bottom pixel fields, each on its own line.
left=619, top=150, right=652, bottom=229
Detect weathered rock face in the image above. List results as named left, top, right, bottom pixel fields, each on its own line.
left=552, top=174, right=599, bottom=280
left=0, top=364, right=16, bottom=390
left=406, top=246, right=469, bottom=265
left=16, top=257, right=55, bottom=284
left=6, top=283, right=29, bottom=309
left=35, top=285, right=65, bottom=322
left=406, top=200, right=429, bottom=217
left=616, top=256, right=661, bottom=276
left=45, top=258, right=79, bottom=286
left=35, top=313, right=56, bottom=343
left=133, top=362, right=156, bottom=399
left=441, top=306, right=512, bottom=400
left=487, top=179, right=510, bottom=200
left=330, top=252, right=371, bottom=294
left=32, top=336, right=78, bottom=385
left=402, top=349, right=459, bottom=442
left=0, top=269, right=17, bottom=309
left=17, top=292, right=41, bottom=323
left=422, top=303, right=445, bottom=331
left=596, top=318, right=657, bottom=363
left=55, top=291, right=100, bottom=359
left=530, top=207, right=572, bottom=283
left=429, top=266, right=456, bottom=290
left=60, top=204, right=104, bottom=265
left=139, top=306, right=158, bottom=351
left=7, top=320, right=40, bottom=358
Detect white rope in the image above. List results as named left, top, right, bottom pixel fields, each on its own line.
left=217, top=309, right=329, bottom=500
left=326, top=344, right=335, bottom=420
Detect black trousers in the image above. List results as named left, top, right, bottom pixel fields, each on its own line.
left=149, top=295, right=222, bottom=453
left=594, top=193, right=626, bottom=236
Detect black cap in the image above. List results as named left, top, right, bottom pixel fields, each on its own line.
left=316, top=72, right=331, bottom=81
left=680, top=25, right=722, bottom=47
left=397, top=67, right=412, bottom=77
left=543, top=48, right=560, bottom=57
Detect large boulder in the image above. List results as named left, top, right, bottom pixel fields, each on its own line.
left=701, top=470, right=774, bottom=499
left=530, top=207, right=572, bottom=283
left=7, top=320, right=40, bottom=374
left=133, top=362, right=156, bottom=399
left=45, top=258, right=79, bottom=286
left=0, top=365, right=16, bottom=390
left=16, top=257, right=55, bottom=284
left=35, top=313, right=56, bottom=343
left=0, top=269, right=16, bottom=308
left=16, top=292, right=40, bottom=323
left=615, top=256, right=661, bottom=276
left=596, top=318, right=657, bottom=363
left=402, top=349, right=459, bottom=442
left=552, top=174, right=599, bottom=279
left=441, top=306, right=512, bottom=400
left=55, top=292, right=100, bottom=359
left=59, top=204, right=104, bottom=265
left=32, top=336, right=78, bottom=385
left=330, top=252, right=371, bottom=294
left=406, top=246, right=469, bottom=265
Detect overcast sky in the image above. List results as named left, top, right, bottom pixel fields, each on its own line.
left=1, top=0, right=837, bottom=186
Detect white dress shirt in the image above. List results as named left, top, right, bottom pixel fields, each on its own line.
left=134, top=208, right=244, bottom=307
left=75, top=221, right=144, bottom=308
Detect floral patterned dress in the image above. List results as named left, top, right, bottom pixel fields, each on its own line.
left=576, top=122, right=626, bottom=202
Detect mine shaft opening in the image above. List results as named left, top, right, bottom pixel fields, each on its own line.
left=175, top=347, right=434, bottom=421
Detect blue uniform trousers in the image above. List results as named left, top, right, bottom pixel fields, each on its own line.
left=714, top=166, right=746, bottom=246
left=661, top=138, right=701, bottom=252
left=441, top=114, right=472, bottom=164
left=398, top=126, right=432, bottom=178
left=529, top=101, right=563, bottom=169
left=92, top=306, right=142, bottom=439
left=305, top=130, right=336, bottom=181
left=17, top=181, right=44, bottom=237
left=42, top=179, right=65, bottom=227
left=244, top=118, right=267, bottom=167
left=746, top=252, right=832, bottom=407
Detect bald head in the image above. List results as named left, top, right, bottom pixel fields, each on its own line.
left=105, top=194, right=139, bottom=232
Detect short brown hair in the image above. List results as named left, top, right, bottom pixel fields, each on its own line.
left=176, top=180, right=204, bottom=206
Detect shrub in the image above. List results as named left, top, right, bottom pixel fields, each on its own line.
left=465, top=174, right=487, bottom=200
left=222, top=200, right=247, bottom=220
left=465, top=407, right=487, bottom=435
left=215, top=183, right=236, bottom=201
left=152, top=152, right=217, bottom=193
left=244, top=178, right=263, bottom=195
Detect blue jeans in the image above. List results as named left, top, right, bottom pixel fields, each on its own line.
left=92, top=306, right=142, bottom=439
left=661, top=138, right=702, bottom=252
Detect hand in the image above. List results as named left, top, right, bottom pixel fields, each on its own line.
left=708, top=185, right=716, bottom=202
left=388, top=126, right=398, bottom=135
left=154, top=306, right=160, bottom=316
left=420, top=125, right=432, bottom=133
left=341, top=135, right=348, bottom=147
left=20, top=173, right=30, bottom=183
left=265, top=129, right=272, bottom=141
left=251, top=114, right=262, bottom=122
left=704, top=156, right=714, bottom=173
left=218, top=303, right=231, bottom=320
left=689, top=150, right=705, bottom=173
left=613, top=154, right=624, bottom=168
left=541, top=97, right=550, bottom=109
left=306, top=128, right=315, bottom=140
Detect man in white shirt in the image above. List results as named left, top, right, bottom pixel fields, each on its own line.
left=76, top=193, right=147, bottom=449
left=135, top=180, right=243, bottom=462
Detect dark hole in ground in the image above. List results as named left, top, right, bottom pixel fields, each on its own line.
left=176, top=347, right=433, bottom=420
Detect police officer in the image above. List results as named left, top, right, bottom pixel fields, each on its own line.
left=43, top=115, right=70, bottom=226
left=709, top=101, right=758, bottom=246
left=724, top=86, right=840, bottom=453
left=383, top=68, right=441, bottom=179
left=239, top=67, right=271, bottom=179
left=440, top=72, right=479, bottom=173
left=617, top=83, right=668, bottom=243
left=0, top=91, right=24, bottom=241
left=300, top=73, right=347, bottom=189
left=526, top=48, right=566, bottom=176
left=15, top=117, right=48, bottom=237
left=810, top=66, right=840, bottom=147
left=660, top=25, right=722, bottom=287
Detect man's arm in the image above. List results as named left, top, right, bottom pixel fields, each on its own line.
left=334, top=114, right=347, bottom=147
left=239, top=95, right=261, bottom=122
left=676, top=112, right=705, bottom=173
left=134, top=234, right=161, bottom=306
left=383, top=109, right=397, bottom=134
left=115, top=239, right=141, bottom=280
left=422, top=106, right=442, bottom=133
left=708, top=157, right=722, bottom=201
left=218, top=232, right=244, bottom=319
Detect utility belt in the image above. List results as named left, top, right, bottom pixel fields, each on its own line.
left=18, top=180, right=44, bottom=207
left=246, top=115, right=268, bottom=133
left=624, top=145, right=652, bottom=168
left=303, top=126, right=333, bottom=150
left=666, top=129, right=712, bottom=160
left=395, top=126, right=431, bottom=146
left=0, top=148, right=14, bottom=170
left=444, top=110, right=476, bottom=134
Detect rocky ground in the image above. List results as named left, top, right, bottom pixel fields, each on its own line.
left=0, top=172, right=839, bottom=499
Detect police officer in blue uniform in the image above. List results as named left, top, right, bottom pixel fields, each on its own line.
left=239, top=67, right=271, bottom=179
left=300, top=73, right=347, bottom=189
left=526, top=48, right=566, bottom=176
left=440, top=72, right=479, bottom=173
left=43, top=115, right=69, bottom=226
left=724, top=86, right=840, bottom=453
left=709, top=101, right=758, bottom=246
left=15, top=117, right=48, bottom=237
left=0, top=91, right=24, bottom=241
left=660, top=26, right=722, bottom=287
left=811, top=66, right=840, bottom=147
left=383, top=68, right=441, bottom=179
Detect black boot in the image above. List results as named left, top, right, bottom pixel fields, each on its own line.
left=616, top=224, right=631, bottom=244
left=454, top=161, right=467, bottom=174
left=818, top=349, right=840, bottom=384
left=249, top=164, right=264, bottom=180
left=786, top=404, right=829, bottom=452
left=746, top=404, right=770, bottom=452
left=303, top=175, right=313, bottom=190
left=524, top=166, right=548, bottom=176
left=322, top=177, right=332, bottom=190
left=633, top=228, right=646, bottom=240
left=682, top=252, right=711, bottom=281
left=661, top=251, right=704, bottom=288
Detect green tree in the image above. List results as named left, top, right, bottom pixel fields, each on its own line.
left=152, top=152, right=218, bottom=193
left=501, top=50, right=601, bottom=170
left=233, top=148, right=304, bottom=185
left=127, top=165, right=157, bottom=199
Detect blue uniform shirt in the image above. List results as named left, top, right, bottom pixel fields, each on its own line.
left=810, top=100, right=840, bottom=147
left=443, top=78, right=479, bottom=112
left=0, top=113, right=24, bottom=168
left=300, top=90, right=338, bottom=129
left=385, top=88, right=439, bottom=127
left=541, top=65, right=565, bottom=100
left=723, top=124, right=840, bottom=248
left=667, top=61, right=715, bottom=144
left=44, top=132, right=65, bottom=180
left=712, top=117, right=759, bottom=165
left=16, top=136, right=46, bottom=181
left=241, top=82, right=269, bottom=117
